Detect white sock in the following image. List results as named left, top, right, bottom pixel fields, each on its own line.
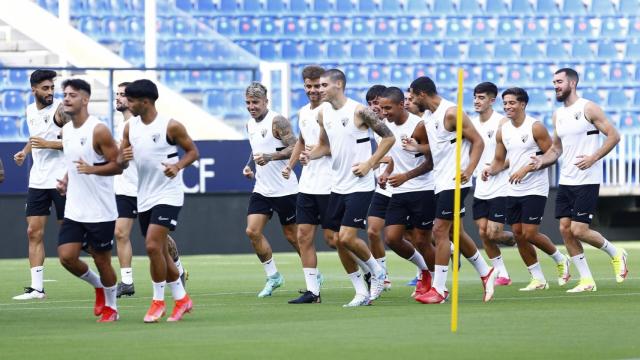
left=348, top=271, right=369, bottom=296
left=174, top=258, right=185, bottom=277
left=120, top=268, right=133, bottom=285
left=104, top=285, right=117, bottom=311
left=433, top=265, right=448, bottom=294
left=262, top=257, right=278, bottom=277
left=490, top=255, right=509, bottom=279
left=600, top=239, right=618, bottom=258
left=303, top=268, right=320, bottom=295
left=30, top=266, right=44, bottom=291
left=466, top=250, right=490, bottom=277
left=571, top=253, right=593, bottom=280
left=376, top=257, right=387, bottom=274
left=79, top=269, right=103, bottom=288
left=168, top=279, right=187, bottom=301
left=450, top=242, right=455, bottom=253
left=152, top=281, right=166, bottom=301
left=408, top=250, right=428, bottom=270
left=527, top=262, right=546, bottom=282
left=550, top=250, right=565, bottom=264
left=365, top=256, right=384, bottom=277
left=351, top=253, right=371, bottom=274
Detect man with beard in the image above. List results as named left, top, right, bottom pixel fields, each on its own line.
left=531, top=68, right=627, bottom=292
left=13, top=69, right=70, bottom=300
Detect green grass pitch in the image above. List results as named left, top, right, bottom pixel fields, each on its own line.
left=0, top=244, right=638, bottom=359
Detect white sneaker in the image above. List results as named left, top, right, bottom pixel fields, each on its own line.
left=557, top=254, right=571, bottom=286
left=566, top=278, right=597, bottom=293
left=342, top=294, right=371, bottom=307
left=369, top=272, right=385, bottom=301
left=519, top=279, right=549, bottom=291
left=13, top=287, right=46, bottom=300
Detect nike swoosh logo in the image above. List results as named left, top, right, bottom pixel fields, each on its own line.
left=442, top=211, right=452, bottom=215
left=286, top=215, right=295, bottom=221
left=353, top=218, right=364, bottom=222
left=494, top=214, right=504, bottom=218
left=528, top=217, right=539, bottom=221
left=158, top=216, right=169, bottom=221
left=576, top=212, right=588, bottom=216
left=421, top=221, right=433, bottom=226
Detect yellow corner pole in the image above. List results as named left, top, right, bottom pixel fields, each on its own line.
left=451, top=68, right=464, bottom=333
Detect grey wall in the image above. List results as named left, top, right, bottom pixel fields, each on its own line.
left=0, top=190, right=637, bottom=259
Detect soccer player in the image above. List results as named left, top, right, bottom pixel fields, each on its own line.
left=282, top=65, right=332, bottom=304
left=405, top=76, right=497, bottom=304
left=531, top=68, right=627, bottom=291
left=113, top=82, right=187, bottom=298
left=302, top=69, right=394, bottom=307
left=13, top=69, right=69, bottom=300
left=56, top=78, right=122, bottom=322
left=119, top=79, right=198, bottom=322
left=470, top=82, right=515, bottom=286
left=242, top=82, right=299, bottom=298
left=405, top=90, right=423, bottom=118
left=484, top=87, right=570, bottom=291
left=377, top=87, right=436, bottom=299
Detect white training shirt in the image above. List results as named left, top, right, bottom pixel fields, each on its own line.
left=374, top=130, right=392, bottom=197
left=25, top=100, right=66, bottom=189
left=472, top=111, right=509, bottom=199
left=297, top=103, right=331, bottom=195
left=62, top=116, right=117, bottom=222
left=501, top=116, right=549, bottom=197
left=113, top=114, right=138, bottom=197
left=555, top=98, right=602, bottom=186
left=423, top=98, right=472, bottom=194
left=387, top=113, right=434, bottom=194
left=129, top=114, right=184, bottom=212
left=247, top=110, right=298, bottom=197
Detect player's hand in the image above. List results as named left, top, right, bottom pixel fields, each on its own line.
left=401, top=137, right=420, bottom=152
left=388, top=173, right=409, bottom=187
left=299, top=149, right=311, bottom=166
left=162, top=162, right=180, bottom=178
left=56, top=178, right=67, bottom=196
left=352, top=161, right=371, bottom=177
left=305, top=144, right=316, bottom=152
left=29, top=136, right=49, bottom=149
left=377, top=173, right=388, bottom=189
left=243, top=165, right=254, bottom=179
left=574, top=154, right=596, bottom=170
left=530, top=155, right=543, bottom=170
left=253, top=153, right=272, bottom=166
left=282, top=165, right=292, bottom=179
left=74, top=158, right=93, bottom=174
left=509, top=166, right=529, bottom=184
left=121, top=146, right=134, bottom=162
left=459, top=169, right=472, bottom=185
left=481, top=166, right=492, bottom=181
left=13, top=151, right=26, bottom=166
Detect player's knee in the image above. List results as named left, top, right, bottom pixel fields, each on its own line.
left=367, top=227, right=379, bottom=242
left=58, top=251, right=77, bottom=269
left=432, top=224, right=449, bottom=242
left=570, top=222, right=589, bottom=239
left=114, top=226, right=128, bottom=243
left=26, top=226, right=43, bottom=242
left=245, top=227, right=261, bottom=241
left=523, top=228, right=538, bottom=241
left=558, top=222, right=571, bottom=237
left=145, top=240, right=163, bottom=256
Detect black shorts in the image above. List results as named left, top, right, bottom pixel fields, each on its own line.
left=506, top=195, right=546, bottom=225
left=473, top=197, right=507, bottom=223
left=555, top=184, right=599, bottom=224
left=386, top=191, right=435, bottom=230
left=58, top=218, right=115, bottom=252
left=435, top=188, right=470, bottom=220
left=138, top=204, right=181, bottom=237
left=116, top=195, right=138, bottom=219
left=296, top=193, right=330, bottom=227
left=326, top=191, right=374, bottom=231
left=367, top=192, right=390, bottom=219
left=247, top=192, right=297, bottom=225
left=25, top=188, right=66, bottom=220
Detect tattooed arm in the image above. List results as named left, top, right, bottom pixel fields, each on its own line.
left=253, top=115, right=297, bottom=166
left=352, top=106, right=395, bottom=177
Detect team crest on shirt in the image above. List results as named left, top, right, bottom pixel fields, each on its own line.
left=487, top=130, right=495, bottom=139
left=151, top=133, right=161, bottom=143
left=521, top=134, right=529, bottom=143
left=574, top=111, right=582, bottom=121
left=341, top=117, right=349, bottom=127
left=300, top=117, right=306, bottom=128
left=434, top=120, right=439, bottom=130
left=261, top=128, right=267, bottom=137
left=42, top=114, right=50, bottom=124
left=80, top=136, right=87, bottom=146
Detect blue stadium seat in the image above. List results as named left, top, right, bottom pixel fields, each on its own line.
left=506, top=63, right=531, bottom=84
left=121, top=40, right=144, bottom=65
left=236, top=40, right=257, bottom=56
left=531, top=63, right=552, bottom=85
left=582, top=88, right=602, bottom=103
left=373, top=41, right=393, bottom=59
left=608, top=62, right=629, bottom=84
left=563, top=0, right=586, bottom=14
left=470, top=17, right=492, bottom=38
left=536, top=0, right=559, bottom=14
left=77, top=16, right=104, bottom=37
left=583, top=62, right=606, bottom=83
left=590, top=0, right=615, bottom=15
left=442, top=40, right=461, bottom=59
left=102, top=16, right=122, bottom=38
left=527, top=88, right=548, bottom=111
left=86, top=0, right=109, bottom=14
left=607, top=88, right=629, bottom=108
left=407, top=0, right=429, bottom=12
left=0, top=116, right=19, bottom=139
left=291, top=88, right=307, bottom=110
left=175, top=0, right=193, bottom=11
left=173, top=17, right=196, bottom=38
left=497, top=17, right=519, bottom=37
left=328, top=17, right=348, bottom=36
left=303, top=40, right=324, bottom=59
left=336, top=0, right=354, bottom=12
left=522, top=17, right=545, bottom=38
left=633, top=90, right=640, bottom=108
left=597, top=39, right=619, bottom=59
left=350, top=40, right=371, bottom=59
left=305, top=17, right=325, bottom=36
left=290, top=0, right=308, bottom=12
left=1, top=90, right=27, bottom=114
left=521, top=39, right=543, bottom=59
left=620, top=0, right=639, bottom=13
left=187, top=69, right=212, bottom=88
left=358, top=0, right=377, bottom=12
left=420, top=17, right=440, bottom=37
left=461, top=64, right=478, bottom=84
left=511, top=0, right=533, bottom=14
left=280, top=40, right=299, bottom=59
left=367, top=64, right=388, bottom=83
left=6, top=69, right=29, bottom=87
left=571, top=39, right=593, bottom=59
left=445, top=17, right=469, bottom=38
left=37, top=0, right=58, bottom=13
left=432, top=0, right=455, bottom=14
left=352, top=17, right=372, bottom=36
left=313, top=0, right=333, bottom=11
left=390, top=64, right=410, bottom=84
left=485, top=0, right=507, bottom=14
left=493, top=39, right=517, bottom=60
left=193, top=40, right=219, bottom=62
left=259, top=40, right=278, bottom=60
left=435, top=64, right=456, bottom=85
left=343, top=64, right=363, bottom=85
left=468, top=40, right=490, bottom=60
left=396, top=17, right=414, bottom=36
left=203, top=90, right=226, bottom=112
left=545, top=39, right=568, bottom=58
left=215, top=16, right=235, bottom=35
left=413, top=64, right=433, bottom=80
left=283, top=17, right=302, bottom=36
left=243, top=0, right=262, bottom=11
left=259, top=16, right=279, bottom=36
left=548, top=16, right=571, bottom=37
left=625, top=38, right=640, bottom=59
left=327, top=40, right=347, bottom=59
left=197, top=0, right=216, bottom=13
left=573, top=17, right=594, bottom=37
left=267, top=0, right=286, bottom=12
left=237, top=17, right=257, bottom=35
left=419, top=40, right=441, bottom=59
left=397, top=40, right=416, bottom=58
left=600, top=17, right=625, bottom=37
left=619, top=111, right=639, bottom=129
left=458, top=0, right=483, bottom=14
left=160, top=68, right=188, bottom=88
left=375, top=18, right=393, bottom=36
left=219, top=0, right=237, bottom=12
left=382, top=0, right=403, bottom=13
